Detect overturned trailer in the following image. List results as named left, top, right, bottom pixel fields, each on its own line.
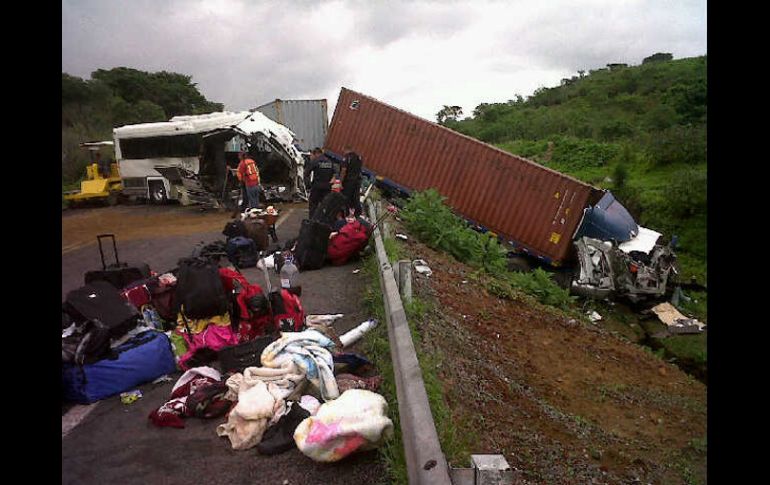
left=113, top=111, right=307, bottom=207
left=325, top=87, right=676, bottom=301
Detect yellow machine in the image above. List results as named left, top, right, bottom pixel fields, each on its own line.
left=63, top=141, right=123, bottom=206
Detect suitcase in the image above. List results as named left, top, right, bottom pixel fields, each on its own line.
left=64, top=280, right=140, bottom=339
left=61, top=330, right=177, bottom=404
left=242, top=218, right=270, bottom=250
left=218, top=335, right=277, bottom=374
left=84, top=234, right=151, bottom=289
left=312, top=191, right=348, bottom=225
left=294, top=219, right=331, bottom=270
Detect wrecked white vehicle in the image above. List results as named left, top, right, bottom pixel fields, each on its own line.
left=113, top=111, right=307, bottom=207
left=570, top=193, right=676, bottom=302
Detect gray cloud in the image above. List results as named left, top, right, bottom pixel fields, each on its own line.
left=62, top=0, right=706, bottom=120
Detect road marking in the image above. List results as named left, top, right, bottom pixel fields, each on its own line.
left=62, top=240, right=93, bottom=255
left=62, top=403, right=99, bottom=439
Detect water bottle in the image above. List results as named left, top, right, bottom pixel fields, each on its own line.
left=280, top=255, right=299, bottom=289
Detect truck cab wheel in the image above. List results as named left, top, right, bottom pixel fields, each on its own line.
left=507, top=255, right=532, bottom=273
left=106, top=191, right=119, bottom=206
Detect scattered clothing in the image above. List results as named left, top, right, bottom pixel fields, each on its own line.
left=257, top=402, right=311, bottom=455
left=294, top=389, right=394, bottom=462
left=217, top=364, right=305, bottom=450
left=149, top=367, right=230, bottom=429
left=261, top=330, right=340, bottom=401
left=299, top=395, right=321, bottom=416
left=335, top=374, right=382, bottom=394
left=178, top=324, right=239, bottom=370
left=176, top=313, right=231, bottom=335
left=333, top=353, right=375, bottom=376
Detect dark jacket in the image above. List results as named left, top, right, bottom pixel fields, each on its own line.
left=304, top=155, right=336, bottom=191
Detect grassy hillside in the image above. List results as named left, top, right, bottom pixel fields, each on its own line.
left=446, top=55, right=707, bottom=285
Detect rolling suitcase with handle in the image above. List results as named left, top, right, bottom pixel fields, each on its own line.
left=84, top=234, right=151, bottom=289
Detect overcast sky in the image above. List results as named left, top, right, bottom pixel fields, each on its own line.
left=62, top=0, right=707, bottom=122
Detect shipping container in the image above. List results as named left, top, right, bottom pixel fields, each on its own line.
left=255, top=99, right=329, bottom=152
left=325, top=88, right=610, bottom=266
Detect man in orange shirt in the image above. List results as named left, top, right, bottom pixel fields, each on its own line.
left=237, top=151, right=262, bottom=209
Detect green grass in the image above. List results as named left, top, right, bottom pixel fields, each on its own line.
left=658, top=333, right=707, bottom=368
left=361, top=231, right=477, bottom=484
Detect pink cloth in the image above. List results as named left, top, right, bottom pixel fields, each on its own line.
left=179, top=324, right=239, bottom=370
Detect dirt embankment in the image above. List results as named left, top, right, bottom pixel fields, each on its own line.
left=400, top=237, right=706, bottom=484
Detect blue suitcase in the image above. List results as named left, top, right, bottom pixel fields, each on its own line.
left=62, top=330, right=177, bottom=404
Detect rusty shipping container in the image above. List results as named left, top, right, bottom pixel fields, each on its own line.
left=325, top=88, right=605, bottom=265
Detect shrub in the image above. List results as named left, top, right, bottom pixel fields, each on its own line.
left=401, top=189, right=508, bottom=273
left=665, top=168, right=707, bottom=218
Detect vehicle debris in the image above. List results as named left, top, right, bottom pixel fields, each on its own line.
left=413, top=259, right=433, bottom=277
left=587, top=311, right=603, bottom=323
left=651, top=303, right=706, bottom=334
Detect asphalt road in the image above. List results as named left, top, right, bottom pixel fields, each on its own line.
left=61, top=205, right=387, bottom=485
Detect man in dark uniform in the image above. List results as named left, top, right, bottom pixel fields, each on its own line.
left=340, top=145, right=363, bottom=216
left=304, top=147, right=336, bottom=218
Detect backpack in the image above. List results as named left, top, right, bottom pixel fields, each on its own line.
left=312, top=191, right=348, bottom=225
left=269, top=289, right=306, bottom=332
left=225, top=236, right=258, bottom=268
left=222, top=220, right=247, bottom=239
left=327, top=220, right=370, bottom=265
left=175, top=257, right=229, bottom=319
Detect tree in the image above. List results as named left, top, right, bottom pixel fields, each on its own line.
left=436, top=105, right=463, bottom=125
left=643, top=52, right=673, bottom=64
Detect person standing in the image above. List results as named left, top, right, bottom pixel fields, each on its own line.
left=340, top=146, right=363, bottom=216
left=237, top=151, right=262, bottom=209
left=303, top=148, right=335, bottom=217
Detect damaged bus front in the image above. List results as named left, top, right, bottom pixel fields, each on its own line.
left=113, top=111, right=307, bottom=207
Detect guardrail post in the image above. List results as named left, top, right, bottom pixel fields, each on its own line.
left=398, top=259, right=413, bottom=304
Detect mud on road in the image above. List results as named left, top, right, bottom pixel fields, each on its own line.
left=61, top=203, right=303, bottom=254
left=395, top=233, right=707, bottom=484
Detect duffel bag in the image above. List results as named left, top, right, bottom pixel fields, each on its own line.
left=218, top=335, right=277, bottom=374
left=61, top=330, right=177, bottom=404
left=327, top=220, right=370, bottom=265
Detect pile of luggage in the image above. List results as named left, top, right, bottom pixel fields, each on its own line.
left=294, top=191, right=379, bottom=271
left=61, top=232, right=306, bottom=404
left=62, top=205, right=395, bottom=462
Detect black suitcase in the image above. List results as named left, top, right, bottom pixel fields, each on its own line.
left=312, top=191, right=348, bottom=225
left=218, top=335, right=277, bottom=373
left=84, top=234, right=151, bottom=289
left=294, top=219, right=331, bottom=270
left=64, top=280, right=140, bottom=340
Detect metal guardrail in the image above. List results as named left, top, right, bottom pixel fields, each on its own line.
left=367, top=200, right=453, bottom=485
